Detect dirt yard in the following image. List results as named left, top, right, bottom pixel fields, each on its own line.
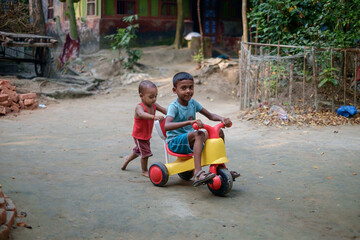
left=0, top=46, right=359, bottom=240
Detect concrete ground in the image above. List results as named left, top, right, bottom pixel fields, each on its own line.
left=0, top=80, right=359, bottom=240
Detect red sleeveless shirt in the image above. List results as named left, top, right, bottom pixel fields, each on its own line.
left=132, top=103, right=156, bottom=140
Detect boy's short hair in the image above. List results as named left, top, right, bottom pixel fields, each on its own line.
left=139, top=80, right=157, bottom=94
left=172, top=72, right=194, bottom=87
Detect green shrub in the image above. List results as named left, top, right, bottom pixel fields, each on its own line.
left=105, top=15, right=142, bottom=69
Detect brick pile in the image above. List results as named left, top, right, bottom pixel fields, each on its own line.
left=0, top=80, right=38, bottom=116
left=0, top=189, right=16, bottom=240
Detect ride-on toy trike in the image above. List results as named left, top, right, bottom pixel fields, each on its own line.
left=149, top=119, right=235, bottom=196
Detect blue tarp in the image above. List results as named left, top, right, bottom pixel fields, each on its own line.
left=336, top=106, right=358, bottom=118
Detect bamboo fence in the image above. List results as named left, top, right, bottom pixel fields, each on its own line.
left=238, top=41, right=360, bottom=112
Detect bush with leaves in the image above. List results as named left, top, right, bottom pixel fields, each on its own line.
left=105, top=15, right=142, bottom=69
left=193, top=48, right=204, bottom=64
left=249, top=0, right=360, bottom=49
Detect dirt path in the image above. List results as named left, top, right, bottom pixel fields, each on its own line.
left=0, top=54, right=360, bottom=239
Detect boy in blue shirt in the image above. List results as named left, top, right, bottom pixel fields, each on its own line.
left=165, top=72, right=240, bottom=187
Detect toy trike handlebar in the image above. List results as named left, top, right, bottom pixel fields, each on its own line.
left=192, top=122, right=232, bottom=139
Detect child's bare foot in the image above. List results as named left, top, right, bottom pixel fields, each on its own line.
left=142, top=171, right=149, bottom=178
left=121, top=156, right=130, bottom=170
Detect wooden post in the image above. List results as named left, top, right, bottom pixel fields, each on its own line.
left=343, top=50, right=347, bottom=105
left=239, top=42, right=245, bottom=110
left=243, top=45, right=248, bottom=109
left=254, top=21, right=259, bottom=55
left=244, top=45, right=251, bottom=109
left=331, top=49, right=335, bottom=112
left=260, top=47, right=264, bottom=104
left=242, top=0, right=248, bottom=46
left=266, top=49, right=270, bottom=102
left=254, top=65, right=259, bottom=108
left=290, top=63, right=294, bottom=106
left=276, top=40, right=280, bottom=99
left=303, top=47, right=306, bottom=111
left=197, top=0, right=204, bottom=57
left=312, top=47, right=318, bottom=112
left=247, top=45, right=252, bottom=109
left=354, top=54, right=358, bottom=106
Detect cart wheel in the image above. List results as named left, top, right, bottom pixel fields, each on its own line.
left=0, top=45, right=5, bottom=56
left=149, top=162, right=169, bottom=187
left=207, top=167, right=233, bottom=197
left=178, top=170, right=194, bottom=181
left=34, top=47, right=52, bottom=77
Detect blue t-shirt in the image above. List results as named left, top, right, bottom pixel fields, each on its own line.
left=166, top=98, right=203, bottom=143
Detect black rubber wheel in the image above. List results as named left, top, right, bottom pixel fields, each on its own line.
left=34, top=47, right=52, bottom=77
left=0, top=45, right=5, bottom=56
left=207, top=167, right=233, bottom=197
left=149, top=162, right=169, bottom=187
left=178, top=170, right=194, bottom=181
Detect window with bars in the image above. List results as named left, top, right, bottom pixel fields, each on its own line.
left=87, top=0, right=96, bottom=16
left=48, top=0, right=54, bottom=19
left=116, top=0, right=136, bottom=15
left=161, top=0, right=176, bottom=16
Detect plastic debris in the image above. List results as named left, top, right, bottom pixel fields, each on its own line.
left=336, top=105, right=357, bottom=118
left=184, top=32, right=201, bottom=40
left=268, top=105, right=289, bottom=121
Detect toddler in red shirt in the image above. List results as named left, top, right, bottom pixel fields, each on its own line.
left=122, top=80, right=167, bottom=177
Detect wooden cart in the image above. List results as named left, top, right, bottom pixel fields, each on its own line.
left=0, top=31, right=58, bottom=77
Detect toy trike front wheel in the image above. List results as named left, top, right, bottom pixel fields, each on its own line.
left=149, top=162, right=169, bottom=186
left=207, top=167, right=233, bottom=196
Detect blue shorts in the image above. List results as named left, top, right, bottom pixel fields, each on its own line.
left=168, top=133, right=193, bottom=154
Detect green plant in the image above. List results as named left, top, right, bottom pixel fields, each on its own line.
left=249, top=0, right=360, bottom=49
left=318, top=67, right=339, bottom=88
left=193, top=48, right=204, bottom=63
left=318, top=66, right=339, bottom=112
left=105, top=15, right=142, bottom=69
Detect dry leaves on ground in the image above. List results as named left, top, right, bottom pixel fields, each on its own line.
left=241, top=106, right=360, bottom=126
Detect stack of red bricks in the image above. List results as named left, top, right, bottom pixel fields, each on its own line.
left=0, top=189, right=16, bottom=240
left=0, top=80, right=38, bottom=116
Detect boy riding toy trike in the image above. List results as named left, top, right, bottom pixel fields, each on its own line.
left=149, top=119, right=237, bottom=196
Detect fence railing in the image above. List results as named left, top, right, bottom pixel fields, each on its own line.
left=238, top=41, right=360, bottom=112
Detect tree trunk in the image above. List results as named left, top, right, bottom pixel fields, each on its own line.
left=197, top=0, right=204, bottom=57
left=29, top=0, right=46, bottom=35
left=66, top=0, right=78, bottom=40
left=242, top=0, right=248, bottom=44
left=173, top=0, right=184, bottom=49
left=58, top=0, right=80, bottom=67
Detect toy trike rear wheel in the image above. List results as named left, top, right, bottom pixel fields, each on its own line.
left=207, top=167, right=233, bottom=196
left=149, top=162, right=169, bottom=186
left=178, top=170, right=194, bottom=181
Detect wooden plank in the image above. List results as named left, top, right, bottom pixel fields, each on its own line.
left=0, top=31, right=54, bottom=40
left=1, top=42, right=57, bottom=48
left=242, top=41, right=360, bottom=53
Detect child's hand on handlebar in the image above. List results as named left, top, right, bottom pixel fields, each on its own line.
left=222, top=118, right=232, bottom=128
left=192, top=119, right=204, bottom=129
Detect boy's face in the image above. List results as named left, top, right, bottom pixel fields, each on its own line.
left=140, top=87, right=158, bottom=107
left=173, top=79, right=194, bottom=105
